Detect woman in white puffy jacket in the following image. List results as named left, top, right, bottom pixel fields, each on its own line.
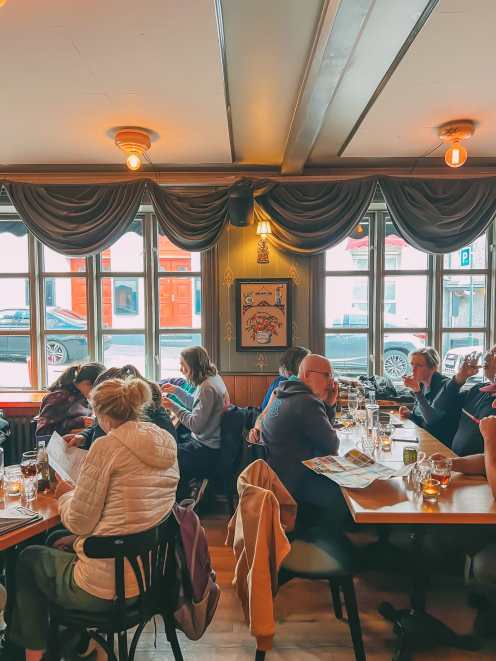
left=4, top=377, right=179, bottom=661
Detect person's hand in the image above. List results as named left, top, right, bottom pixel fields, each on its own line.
left=54, top=477, right=74, bottom=499
left=403, top=376, right=421, bottom=393
left=455, top=351, right=481, bottom=385
left=429, top=452, right=448, bottom=462
left=161, top=394, right=174, bottom=410
left=161, top=383, right=178, bottom=395
left=326, top=380, right=339, bottom=407
left=480, top=415, right=496, bottom=443
left=64, top=434, right=85, bottom=447
left=53, top=534, right=76, bottom=552
left=82, top=416, right=94, bottom=428
left=398, top=406, right=411, bottom=419
left=248, top=428, right=261, bottom=444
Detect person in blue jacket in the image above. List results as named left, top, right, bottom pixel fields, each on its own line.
left=260, top=346, right=310, bottom=410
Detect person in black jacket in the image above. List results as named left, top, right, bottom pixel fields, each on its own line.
left=432, top=346, right=496, bottom=456
left=398, top=347, right=457, bottom=444
left=64, top=365, right=177, bottom=449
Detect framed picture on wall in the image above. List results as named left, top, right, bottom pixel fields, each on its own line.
left=235, top=278, right=292, bottom=351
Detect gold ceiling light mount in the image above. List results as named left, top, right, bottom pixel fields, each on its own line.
left=110, top=126, right=158, bottom=171
left=437, top=119, right=476, bottom=168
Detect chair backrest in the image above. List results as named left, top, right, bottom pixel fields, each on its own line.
left=220, top=405, right=259, bottom=474
left=83, top=514, right=179, bottom=627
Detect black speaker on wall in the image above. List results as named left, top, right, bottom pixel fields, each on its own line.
left=228, top=183, right=254, bottom=227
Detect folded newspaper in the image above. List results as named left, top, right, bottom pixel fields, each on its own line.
left=0, top=505, right=42, bottom=535
left=47, top=431, right=87, bottom=485
left=303, top=449, right=412, bottom=489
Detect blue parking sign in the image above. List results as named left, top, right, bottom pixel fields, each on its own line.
left=460, top=247, right=471, bottom=267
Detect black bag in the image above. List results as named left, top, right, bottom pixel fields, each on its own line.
left=0, top=411, right=11, bottom=447
left=358, top=375, right=413, bottom=402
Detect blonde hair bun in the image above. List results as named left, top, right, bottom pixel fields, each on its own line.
left=91, top=377, right=152, bottom=422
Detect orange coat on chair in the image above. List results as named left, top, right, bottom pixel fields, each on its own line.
left=225, top=459, right=297, bottom=652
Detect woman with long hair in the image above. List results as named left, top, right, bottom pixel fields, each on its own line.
left=3, top=377, right=179, bottom=661
left=161, top=346, right=229, bottom=483
left=36, top=362, right=105, bottom=438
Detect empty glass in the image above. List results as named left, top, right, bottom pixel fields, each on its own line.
left=5, top=466, right=22, bottom=497
left=22, top=475, right=37, bottom=502
left=348, top=388, right=359, bottom=420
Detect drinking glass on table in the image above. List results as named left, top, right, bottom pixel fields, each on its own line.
left=21, top=451, right=38, bottom=479
left=5, top=466, right=22, bottom=497
left=348, top=388, right=359, bottom=421
left=430, top=457, right=452, bottom=489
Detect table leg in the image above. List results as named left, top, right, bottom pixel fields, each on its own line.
left=378, top=526, right=480, bottom=659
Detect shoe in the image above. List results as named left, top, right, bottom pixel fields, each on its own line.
left=76, top=632, right=98, bottom=658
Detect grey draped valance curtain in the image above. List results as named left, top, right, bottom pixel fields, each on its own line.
left=379, top=176, right=496, bottom=253
left=254, top=178, right=377, bottom=255
left=4, top=180, right=146, bottom=256
left=3, top=175, right=496, bottom=257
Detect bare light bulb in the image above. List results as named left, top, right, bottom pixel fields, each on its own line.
left=126, top=153, right=141, bottom=171
left=445, top=141, right=468, bottom=168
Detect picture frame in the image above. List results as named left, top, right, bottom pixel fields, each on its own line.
left=235, top=278, right=292, bottom=351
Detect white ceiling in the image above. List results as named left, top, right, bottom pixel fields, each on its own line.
left=0, top=0, right=495, bottom=169
left=0, top=0, right=231, bottom=165
left=341, top=0, right=496, bottom=159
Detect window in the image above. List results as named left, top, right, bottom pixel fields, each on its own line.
left=158, top=229, right=202, bottom=378
left=0, top=212, right=203, bottom=389
left=323, top=209, right=494, bottom=383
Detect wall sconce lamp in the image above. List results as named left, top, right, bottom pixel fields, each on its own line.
left=438, top=119, right=476, bottom=168
left=256, top=220, right=272, bottom=264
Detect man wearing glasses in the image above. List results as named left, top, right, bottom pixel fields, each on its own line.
left=257, top=354, right=347, bottom=531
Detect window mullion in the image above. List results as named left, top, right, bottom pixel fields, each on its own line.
left=86, top=254, right=97, bottom=362
left=488, top=223, right=496, bottom=348
left=144, top=213, right=158, bottom=380
left=28, top=234, right=42, bottom=389
left=372, top=211, right=383, bottom=377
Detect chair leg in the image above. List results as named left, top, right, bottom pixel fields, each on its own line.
left=329, top=579, right=343, bottom=620
left=45, top=615, right=61, bottom=661
left=164, top=615, right=183, bottom=661
left=128, top=621, right=146, bottom=661
left=117, top=630, right=128, bottom=661
left=341, top=576, right=366, bottom=661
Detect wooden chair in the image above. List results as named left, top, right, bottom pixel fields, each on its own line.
left=46, top=515, right=184, bottom=661
left=255, top=527, right=366, bottom=661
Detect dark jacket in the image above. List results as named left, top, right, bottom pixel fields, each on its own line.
left=80, top=404, right=178, bottom=450
left=409, top=371, right=457, bottom=444
left=36, top=386, right=91, bottom=437
left=432, top=377, right=495, bottom=456
left=260, top=379, right=339, bottom=502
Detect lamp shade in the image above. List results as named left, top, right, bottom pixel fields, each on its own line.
left=256, top=220, right=272, bottom=236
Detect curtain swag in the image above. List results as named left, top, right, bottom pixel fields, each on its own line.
left=3, top=175, right=496, bottom=256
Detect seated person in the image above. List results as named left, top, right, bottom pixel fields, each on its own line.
left=431, top=346, right=496, bottom=455
left=36, top=362, right=105, bottom=438
left=159, top=376, right=197, bottom=409
left=161, top=346, right=229, bottom=484
left=398, top=347, right=457, bottom=444
left=255, top=354, right=347, bottom=532
left=65, top=364, right=177, bottom=448
left=260, top=346, right=310, bottom=410
left=3, top=376, right=179, bottom=661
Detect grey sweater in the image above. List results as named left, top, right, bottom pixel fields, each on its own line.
left=166, top=374, right=227, bottom=449
left=261, top=379, right=339, bottom=501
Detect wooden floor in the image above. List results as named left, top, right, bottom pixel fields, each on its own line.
left=125, top=511, right=496, bottom=661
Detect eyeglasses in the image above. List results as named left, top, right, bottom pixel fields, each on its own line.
left=308, top=369, right=334, bottom=379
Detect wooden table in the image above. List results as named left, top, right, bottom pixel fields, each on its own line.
left=339, top=419, right=496, bottom=525
left=0, top=491, right=60, bottom=552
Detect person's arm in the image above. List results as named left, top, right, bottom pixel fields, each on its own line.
left=431, top=377, right=465, bottom=415
left=481, top=416, right=496, bottom=498
left=57, top=441, right=112, bottom=536
left=451, top=454, right=485, bottom=474
left=303, top=397, right=339, bottom=456
left=414, top=390, right=446, bottom=426
left=165, top=385, right=216, bottom=435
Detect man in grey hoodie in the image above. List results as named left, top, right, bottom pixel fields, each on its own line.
left=256, top=354, right=347, bottom=530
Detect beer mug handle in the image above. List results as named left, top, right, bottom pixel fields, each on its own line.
left=417, top=451, right=426, bottom=464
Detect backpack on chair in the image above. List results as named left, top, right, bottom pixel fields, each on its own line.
left=172, top=503, right=220, bottom=640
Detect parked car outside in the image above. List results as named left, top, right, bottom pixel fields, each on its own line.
left=442, top=344, right=484, bottom=381
left=325, top=311, right=425, bottom=380
left=0, top=307, right=110, bottom=365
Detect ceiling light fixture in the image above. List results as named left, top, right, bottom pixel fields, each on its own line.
left=438, top=119, right=476, bottom=168
left=114, top=128, right=152, bottom=171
